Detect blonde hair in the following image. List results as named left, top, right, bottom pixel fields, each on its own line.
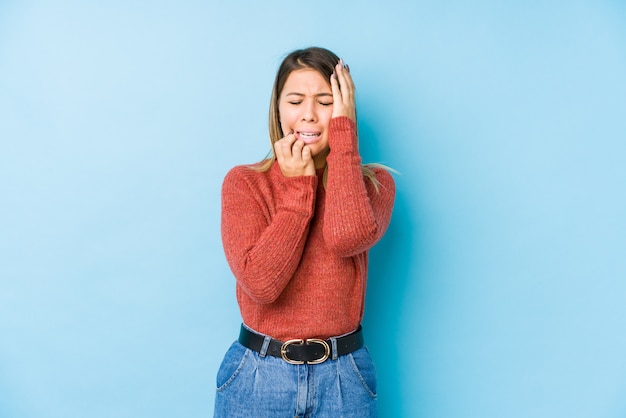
left=253, top=47, right=389, bottom=192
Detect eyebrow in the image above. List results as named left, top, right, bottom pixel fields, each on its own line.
left=285, top=92, right=333, bottom=98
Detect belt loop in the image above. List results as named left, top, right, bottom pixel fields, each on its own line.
left=329, top=337, right=338, bottom=360
left=259, top=335, right=271, bottom=357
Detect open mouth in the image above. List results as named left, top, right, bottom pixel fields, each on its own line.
left=297, top=131, right=321, bottom=144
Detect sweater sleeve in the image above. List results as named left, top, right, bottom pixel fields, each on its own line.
left=323, top=117, right=396, bottom=257
left=221, top=165, right=317, bottom=304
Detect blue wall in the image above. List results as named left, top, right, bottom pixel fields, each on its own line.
left=1, top=1, right=625, bottom=417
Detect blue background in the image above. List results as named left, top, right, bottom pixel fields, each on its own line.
left=1, top=1, right=625, bottom=417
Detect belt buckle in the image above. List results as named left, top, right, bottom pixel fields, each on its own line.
left=280, top=338, right=331, bottom=365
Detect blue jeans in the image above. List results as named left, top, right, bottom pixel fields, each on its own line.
left=214, top=340, right=378, bottom=417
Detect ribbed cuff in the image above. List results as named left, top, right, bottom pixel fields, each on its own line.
left=274, top=173, right=317, bottom=215
left=328, top=116, right=358, bottom=153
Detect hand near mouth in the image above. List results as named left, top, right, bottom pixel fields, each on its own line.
left=274, top=132, right=316, bottom=177
left=330, top=58, right=356, bottom=121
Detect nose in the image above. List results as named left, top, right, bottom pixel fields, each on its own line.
left=301, top=100, right=317, bottom=122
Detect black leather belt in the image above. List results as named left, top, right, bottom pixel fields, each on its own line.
left=238, top=324, right=364, bottom=365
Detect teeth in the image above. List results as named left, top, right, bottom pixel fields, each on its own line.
left=300, top=132, right=319, bottom=137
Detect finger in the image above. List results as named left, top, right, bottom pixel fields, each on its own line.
left=331, top=61, right=357, bottom=120
left=336, top=61, right=354, bottom=104
left=330, top=71, right=349, bottom=119
left=281, top=132, right=297, bottom=149
left=274, top=141, right=286, bottom=165
left=330, top=70, right=341, bottom=102
left=339, top=59, right=355, bottom=90
left=291, top=138, right=305, bottom=162
left=334, top=65, right=350, bottom=108
left=302, top=145, right=312, bottom=162
left=338, top=58, right=353, bottom=82
left=274, top=133, right=296, bottom=160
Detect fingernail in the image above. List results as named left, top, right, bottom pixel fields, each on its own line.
left=345, top=64, right=350, bottom=72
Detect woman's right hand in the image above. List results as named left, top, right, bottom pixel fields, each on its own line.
left=274, top=132, right=316, bottom=177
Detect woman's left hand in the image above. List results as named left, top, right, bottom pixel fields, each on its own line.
left=330, top=59, right=356, bottom=122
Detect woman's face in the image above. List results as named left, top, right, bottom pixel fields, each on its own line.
left=278, top=68, right=333, bottom=167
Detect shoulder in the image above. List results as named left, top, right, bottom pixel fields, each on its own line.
left=369, top=165, right=396, bottom=187
left=222, top=161, right=278, bottom=196
left=222, top=164, right=259, bottom=192
left=224, top=162, right=269, bottom=184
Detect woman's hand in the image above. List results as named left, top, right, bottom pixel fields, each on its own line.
left=330, top=59, right=356, bottom=121
left=274, top=132, right=316, bottom=177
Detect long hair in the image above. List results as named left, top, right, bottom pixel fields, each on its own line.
left=253, top=47, right=387, bottom=191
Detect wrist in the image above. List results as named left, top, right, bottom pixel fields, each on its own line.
left=328, top=117, right=358, bottom=152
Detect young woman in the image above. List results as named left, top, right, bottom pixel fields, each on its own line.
left=214, top=47, right=395, bottom=417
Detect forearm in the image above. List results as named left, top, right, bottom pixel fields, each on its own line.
left=221, top=168, right=317, bottom=303
left=223, top=210, right=312, bottom=303
left=324, top=117, right=395, bottom=256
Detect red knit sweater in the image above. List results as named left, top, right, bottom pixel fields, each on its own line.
left=221, top=117, right=395, bottom=340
